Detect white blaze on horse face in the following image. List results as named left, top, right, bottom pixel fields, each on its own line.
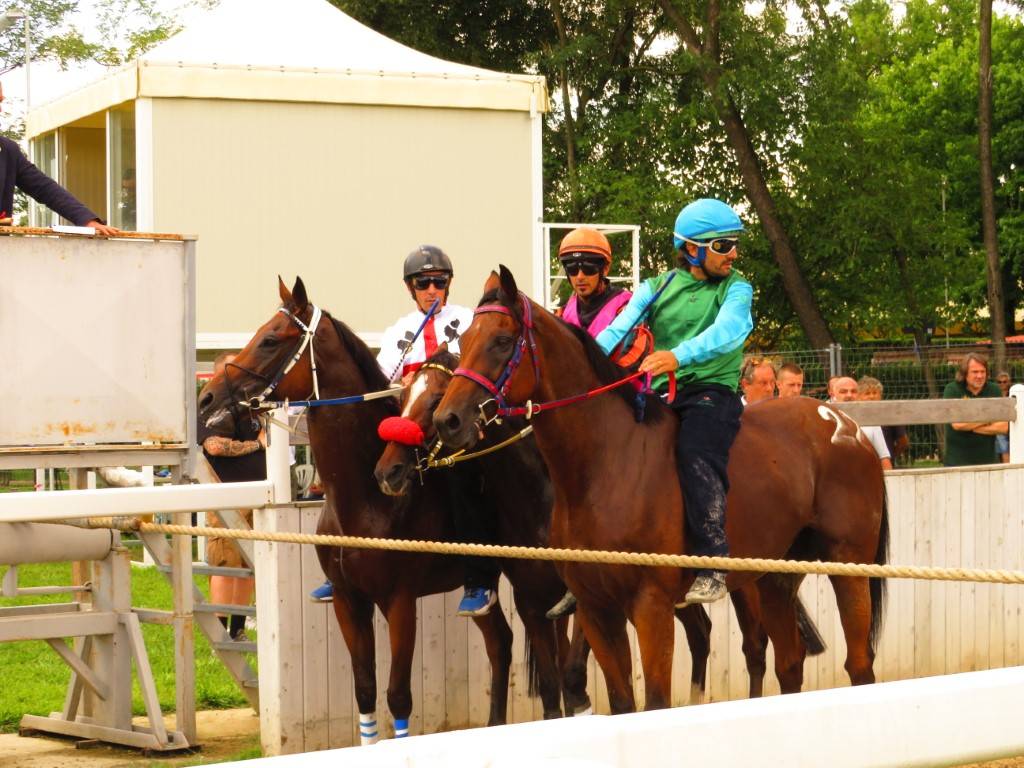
left=401, top=374, right=429, bottom=418
left=817, top=404, right=863, bottom=445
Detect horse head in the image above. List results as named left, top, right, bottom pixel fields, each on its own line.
left=434, top=265, right=540, bottom=450
left=198, top=276, right=320, bottom=434
left=374, top=347, right=458, bottom=496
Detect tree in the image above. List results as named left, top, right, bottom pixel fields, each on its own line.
left=657, top=0, right=836, bottom=348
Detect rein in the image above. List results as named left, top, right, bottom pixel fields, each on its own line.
left=452, top=291, right=649, bottom=423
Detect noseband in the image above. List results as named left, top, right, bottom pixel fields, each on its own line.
left=227, top=304, right=324, bottom=412
left=452, top=292, right=540, bottom=423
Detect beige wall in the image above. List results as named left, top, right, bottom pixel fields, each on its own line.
left=62, top=126, right=106, bottom=223
left=150, top=98, right=536, bottom=335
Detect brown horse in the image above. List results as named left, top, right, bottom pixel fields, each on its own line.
left=383, top=350, right=824, bottom=705
left=435, top=267, right=888, bottom=713
left=197, top=277, right=517, bottom=740
left=374, top=346, right=592, bottom=718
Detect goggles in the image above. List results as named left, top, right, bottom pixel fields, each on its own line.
left=412, top=275, right=450, bottom=290
left=563, top=261, right=603, bottom=277
left=705, top=238, right=739, bottom=256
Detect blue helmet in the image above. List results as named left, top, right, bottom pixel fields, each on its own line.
left=672, top=199, right=745, bottom=266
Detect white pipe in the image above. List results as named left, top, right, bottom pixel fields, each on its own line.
left=0, top=523, right=114, bottom=565
left=0, top=481, right=274, bottom=524
left=1010, top=383, right=1023, bottom=463
left=229, top=667, right=1024, bottom=768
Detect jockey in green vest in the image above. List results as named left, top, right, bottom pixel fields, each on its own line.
left=602, top=199, right=752, bottom=605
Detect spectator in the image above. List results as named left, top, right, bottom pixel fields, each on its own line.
left=829, top=376, right=892, bottom=470
left=943, top=353, right=1007, bottom=467
left=1, top=80, right=118, bottom=234
left=197, top=352, right=263, bottom=641
left=995, top=371, right=1012, bottom=463
left=740, top=356, right=776, bottom=406
left=777, top=362, right=805, bottom=398
left=857, top=376, right=909, bottom=466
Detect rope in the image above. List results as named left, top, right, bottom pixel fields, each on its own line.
left=85, top=518, right=1024, bottom=586
left=427, top=426, right=534, bottom=468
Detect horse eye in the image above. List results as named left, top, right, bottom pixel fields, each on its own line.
left=494, top=335, right=514, bottom=350
left=260, top=336, right=279, bottom=349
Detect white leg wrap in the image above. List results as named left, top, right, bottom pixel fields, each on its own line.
left=359, top=712, right=378, bottom=745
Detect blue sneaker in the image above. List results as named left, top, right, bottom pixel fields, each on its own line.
left=457, top=587, right=496, bottom=617
left=309, top=580, right=334, bottom=602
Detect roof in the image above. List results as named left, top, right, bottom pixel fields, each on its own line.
left=27, top=0, right=547, bottom=137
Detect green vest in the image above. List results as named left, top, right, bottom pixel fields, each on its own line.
left=646, top=268, right=747, bottom=392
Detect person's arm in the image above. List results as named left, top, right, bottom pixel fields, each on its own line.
left=13, top=145, right=118, bottom=233
left=972, top=421, right=1009, bottom=435
left=375, top=322, right=405, bottom=384
left=202, top=435, right=262, bottom=457
left=595, top=282, right=654, bottom=354
left=668, top=281, right=753, bottom=366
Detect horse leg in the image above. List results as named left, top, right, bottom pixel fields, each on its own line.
left=755, top=577, right=807, bottom=694
left=674, top=604, right=710, bottom=704
left=631, top=589, right=675, bottom=711
left=331, top=589, right=378, bottom=745
left=517, top=606, right=564, bottom=719
left=383, top=595, right=418, bottom=738
left=575, top=602, right=636, bottom=714
left=730, top=584, right=768, bottom=698
left=829, top=574, right=876, bottom=685
left=560, top=617, right=592, bottom=716
left=470, top=602, right=513, bottom=726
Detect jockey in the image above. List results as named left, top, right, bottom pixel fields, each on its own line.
left=310, top=246, right=500, bottom=617
left=376, top=245, right=474, bottom=384
left=598, top=199, right=752, bottom=606
left=557, top=227, right=631, bottom=337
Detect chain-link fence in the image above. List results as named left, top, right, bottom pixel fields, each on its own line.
left=749, top=341, right=1024, bottom=465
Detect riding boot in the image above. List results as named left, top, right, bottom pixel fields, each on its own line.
left=682, top=572, right=727, bottom=605
left=545, top=590, right=577, bottom=619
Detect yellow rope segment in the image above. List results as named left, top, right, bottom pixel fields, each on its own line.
left=82, top=517, right=1024, bottom=586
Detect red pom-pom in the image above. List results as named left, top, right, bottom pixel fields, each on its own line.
left=378, top=416, right=426, bottom=447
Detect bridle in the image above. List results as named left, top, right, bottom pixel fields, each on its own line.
left=226, top=304, right=324, bottom=413
left=452, top=292, right=541, bottom=425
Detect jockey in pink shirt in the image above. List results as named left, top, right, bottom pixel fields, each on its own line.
left=557, top=227, right=631, bottom=338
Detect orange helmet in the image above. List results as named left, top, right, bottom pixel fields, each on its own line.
left=558, top=227, right=612, bottom=266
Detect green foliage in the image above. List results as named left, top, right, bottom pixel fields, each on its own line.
left=0, top=562, right=248, bottom=733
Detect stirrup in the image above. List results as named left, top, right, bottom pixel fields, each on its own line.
left=545, top=590, right=577, bottom=620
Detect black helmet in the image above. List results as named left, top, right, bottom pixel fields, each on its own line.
left=403, top=245, right=453, bottom=280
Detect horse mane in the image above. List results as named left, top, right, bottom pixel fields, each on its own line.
left=478, top=289, right=666, bottom=425
left=425, top=347, right=460, bottom=371
left=324, top=312, right=398, bottom=414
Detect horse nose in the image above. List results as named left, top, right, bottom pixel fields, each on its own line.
left=435, top=409, right=462, bottom=444
left=198, top=391, right=213, bottom=412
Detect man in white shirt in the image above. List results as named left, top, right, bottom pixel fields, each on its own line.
left=311, top=246, right=499, bottom=617
left=376, top=245, right=474, bottom=384
left=829, top=376, right=892, bottom=470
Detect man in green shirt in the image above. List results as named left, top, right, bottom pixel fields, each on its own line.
left=599, top=198, right=753, bottom=605
left=943, top=353, right=1007, bottom=466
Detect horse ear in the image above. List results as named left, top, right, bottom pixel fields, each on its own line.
left=498, top=264, right=519, bottom=306
left=292, top=276, right=309, bottom=311
left=483, top=270, right=500, bottom=296
left=278, top=275, right=292, bottom=304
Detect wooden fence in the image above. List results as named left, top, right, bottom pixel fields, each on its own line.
left=255, top=462, right=1024, bottom=754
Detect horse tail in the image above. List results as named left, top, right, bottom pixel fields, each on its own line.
left=525, top=633, right=542, bottom=699
left=794, top=594, right=827, bottom=657
left=869, top=484, right=890, bottom=652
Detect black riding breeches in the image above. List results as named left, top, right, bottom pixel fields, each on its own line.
left=445, top=464, right=501, bottom=590
left=672, top=386, right=743, bottom=568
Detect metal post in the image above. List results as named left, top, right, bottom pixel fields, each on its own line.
left=1010, top=384, right=1023, bottom=464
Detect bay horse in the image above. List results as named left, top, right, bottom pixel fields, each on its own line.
left=434, top=267, right=889, bottom=713
left=197, top=277, right=517, bottom=740
left=380, top=350, right=824, bottom=705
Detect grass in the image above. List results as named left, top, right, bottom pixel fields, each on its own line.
left=0, top=561, right=250, bottom=733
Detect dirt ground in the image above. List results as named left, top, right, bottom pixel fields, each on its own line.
left=0, top=708, right=1020, bottom=767
left=0, top=708, right=260, bottom=768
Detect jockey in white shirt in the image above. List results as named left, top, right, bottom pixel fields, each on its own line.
left=376, top=246, right=474, bottom=384
left=311, top=246, right=499, bottom=617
